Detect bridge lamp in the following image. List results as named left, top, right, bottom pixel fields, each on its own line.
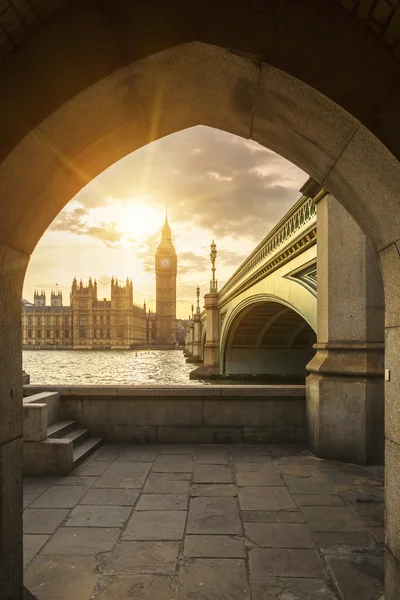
left=210, top=240, right=218, bottom=293
left=196, top=286, right=200, bottom=314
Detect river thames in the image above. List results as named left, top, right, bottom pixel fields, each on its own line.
left=23, top=349, right=200, bottom=385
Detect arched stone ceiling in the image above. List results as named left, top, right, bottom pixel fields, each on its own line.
left=229, top=301, right=316, bottom=350
left=1, top=1, right=399, bottom=61
left=1, top=0, right=400, bottom=165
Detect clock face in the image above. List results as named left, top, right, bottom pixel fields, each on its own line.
left=160, top=257, right=171, bottom=269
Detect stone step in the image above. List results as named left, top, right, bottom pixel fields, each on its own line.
left=73, top=437, right=103, bottom=467
left=47, top=420, right=76, bottom=439
left=63, top=428, right=90, bottom=449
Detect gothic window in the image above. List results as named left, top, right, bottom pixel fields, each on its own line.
left=55, top=330, right=60, bottom=338
left=46, top=329, right=51, bottom=338
left=28, top=330, right=32, bottom=338
left=65, top=330, right=69, bottom=338
left=37, top=330, right=41, bottom=338
left=79, top=328, right=86, bottom=338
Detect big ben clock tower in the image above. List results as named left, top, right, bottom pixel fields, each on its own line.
left=155, top=211, right=177, bottom=344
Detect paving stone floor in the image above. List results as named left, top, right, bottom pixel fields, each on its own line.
left=23, top=444, right=385, bottom=599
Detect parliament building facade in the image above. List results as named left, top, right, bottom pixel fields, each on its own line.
left=22, top=215, right=178, bottom=349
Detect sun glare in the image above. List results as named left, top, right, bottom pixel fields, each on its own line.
left=87, top=196, right=165, bottom=246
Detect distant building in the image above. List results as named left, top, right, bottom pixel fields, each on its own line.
left=22, top=214, right=179, bottom=349
left=155, top=212, right=178, bottom=344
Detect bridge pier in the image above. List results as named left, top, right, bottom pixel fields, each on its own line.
left=190, top=292, right=220, bottom=379
left=184, top=320, right=194, bottom=358
left=186, top=313, right=203, bottom=364
left=306, top=192, right=385, bottom=465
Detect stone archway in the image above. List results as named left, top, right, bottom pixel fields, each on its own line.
left=1, top=3, right=400, bottom=596
left=223, top=299, right=316, bottom=380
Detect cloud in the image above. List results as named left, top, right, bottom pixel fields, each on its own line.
left=71, top=125, right=306, bottom=244
left=50, top=207, right=123, bottom=247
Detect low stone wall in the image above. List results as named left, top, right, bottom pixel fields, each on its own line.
left=23, top=385, right=306, bottom=444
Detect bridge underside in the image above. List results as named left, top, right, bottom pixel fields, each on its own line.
left=224, top=301, right=316, bottom=380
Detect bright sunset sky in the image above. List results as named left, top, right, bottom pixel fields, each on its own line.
left=23, top=126, right=306, bottom=318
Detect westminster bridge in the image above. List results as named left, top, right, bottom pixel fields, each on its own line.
left=185, top=179, right=385, bottom=467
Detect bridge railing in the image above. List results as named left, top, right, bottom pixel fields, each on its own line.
left=218, top=194, right=316, bottom=304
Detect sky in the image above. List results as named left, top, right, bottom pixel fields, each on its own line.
left=23, top=126, right=306, bottom=318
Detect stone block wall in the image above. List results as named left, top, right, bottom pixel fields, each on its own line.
left=24, top=385, right=306, bottom=445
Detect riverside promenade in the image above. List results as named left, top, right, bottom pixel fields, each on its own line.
left=23, top=444, right=384, bottom=599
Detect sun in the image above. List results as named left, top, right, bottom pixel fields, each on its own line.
left=88, top=195, right=166, bottom=245
left=114, top=199, right=165, bottom=241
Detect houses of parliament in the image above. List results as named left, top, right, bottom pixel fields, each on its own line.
left=22, top=214, right=180, bottom=349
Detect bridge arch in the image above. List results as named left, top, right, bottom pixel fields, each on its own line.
left=1, top=3, right=400, bottom=596
left=221, top=296, right=316, bottom=379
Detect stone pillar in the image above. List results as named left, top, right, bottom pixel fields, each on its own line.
left=203, top=292, right=220, bottom=367
left=186, top=314, right=203, bottom=364
left=0, top=242, right=28, bottom=598
left=306, top=193, right=384, bottom=465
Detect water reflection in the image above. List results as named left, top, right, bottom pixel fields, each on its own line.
left=23, top=349, right=200, bottom=385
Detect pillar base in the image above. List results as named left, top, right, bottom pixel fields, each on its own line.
left=306, top=343, right=384, bottom=465
left=186, top=356, right=203, bottom=364
left=189, top=364, right=220, bottom=380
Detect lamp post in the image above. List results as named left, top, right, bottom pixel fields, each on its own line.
left=210, top=240, right=218, bottom=293
left=196, top=286, right=200, bottom=314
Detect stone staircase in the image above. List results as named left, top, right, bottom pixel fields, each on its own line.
left=23, top=391, right=102, bottom=475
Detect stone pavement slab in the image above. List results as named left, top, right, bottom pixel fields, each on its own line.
left=250, top=547, right=326, bottom=578
left=40, top=526, right=121, bottom=555
left=152, top=456, right=193, bottom=472
left=23, top=534, right=50, bottom=567
left=30, top=485, right=90, bottom=509
left=236, top=471, right=284, bottom=487
left=148, top=471, right=192, bottom=481
left=143, top=480, right=190, bottom=494
left=251, top=576, right=338, bottom=600
left=326, top=554, right=384, bottom=599
left=239, top=487, right=296, bottom=511
left=24, top=508, right=69, bottom=534
left=123, top=510, right=186, bottom=540
left=193, top=464, right=233, bottom=483
left=105, top=540, right=179, bottom=574
left=293, top=494, right=344, bottom=507
left=349, top=502, right=384, bottom=526
left=136, top=493, right=188, bottom=511
left=301, top=506, right=366, bottom=532
left=245, top=522, right=315, bottom=548
left=24, top=555, right=99, bottom=600
left=191, top=484, right=237, bottom=497
left=313, top=532, right=382, bottom=557
left=23, top=493, right=40, bottom=508
left=95, top=574, right=173, bottom=599
left=242, top=510, right=305, bottom=523
left=278, top=464, right=323, bottom=477
left=77, top=461, right=110, bottom=476
left=177, top=558, right=250, bottom=600
left=160, top=445, right=194, bottom=455
left=80, top=488, right=139, bottom=506
left=284, top=476, right=335, bottom=495
left=187, top=496, right=241, bottom=534
left=184, top=534, right=246, bottom=558
left=194, top=453, right=230, bottom=464
left=65, top=505, right=132, bottom=528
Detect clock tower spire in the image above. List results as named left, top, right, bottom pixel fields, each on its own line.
left=155, top=210, right=177, bottom=344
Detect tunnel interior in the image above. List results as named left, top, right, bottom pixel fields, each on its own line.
left=224, top=301, right=316, bottom=382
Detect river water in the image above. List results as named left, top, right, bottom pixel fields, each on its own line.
left=23, top=350, right=201, bottom=386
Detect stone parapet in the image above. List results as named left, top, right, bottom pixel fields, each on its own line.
left=23, top=385, right=306, bottom=445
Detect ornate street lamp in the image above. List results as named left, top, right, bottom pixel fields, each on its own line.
left=209, top=240, right=218, bottom=293
left=196, top=286, right=200, bottom=314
